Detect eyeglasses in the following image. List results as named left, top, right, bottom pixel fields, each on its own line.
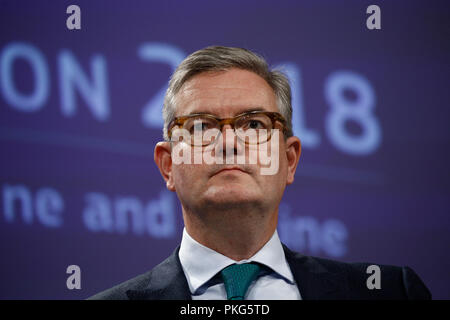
left=167, top=110, right=287, bottom=146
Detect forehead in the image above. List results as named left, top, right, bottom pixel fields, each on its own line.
left=174, top=68, right=278, bottom=117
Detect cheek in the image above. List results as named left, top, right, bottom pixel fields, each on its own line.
left=260, top=169, right=286, bottom=189
left=172, top=163, right=204, bottom=192
left=278, top=147, right=289, bottom=172
left=262, top=141, right=289, bottom=186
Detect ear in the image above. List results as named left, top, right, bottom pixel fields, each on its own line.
left=154, top=142, right=176, bottom=191
left=285, top=136, right=301, bottom=185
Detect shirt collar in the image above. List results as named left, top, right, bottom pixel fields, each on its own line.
left=178, top=228, right=295, bottom=294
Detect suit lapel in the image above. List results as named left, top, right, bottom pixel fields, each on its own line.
left=283, top=245, right=349, bottom=300
left=126, top=246, right=192, bottom=300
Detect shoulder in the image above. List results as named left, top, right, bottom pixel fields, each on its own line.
left=87, top=247, right=182, bottom=300
left=87, top=268, right=154, bottom=300
left=283, top=246, right=431, bottom=300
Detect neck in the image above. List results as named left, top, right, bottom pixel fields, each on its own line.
left=182, top=206, right=278, bottom=261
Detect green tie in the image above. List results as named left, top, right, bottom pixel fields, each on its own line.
left=220, top=263, right=260, bottom=300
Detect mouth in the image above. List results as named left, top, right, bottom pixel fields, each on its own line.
left=213, top=166, right=247, bottom=176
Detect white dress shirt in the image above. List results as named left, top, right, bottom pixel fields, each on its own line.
left=178, top=228, right=302, bottom=300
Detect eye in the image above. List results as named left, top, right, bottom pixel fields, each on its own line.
left=243, top=119, right=265, bottom=130
left=186, top=118, right=216, bottom=134
left=250, top=120, right=264, bottom=129
left=195, top=122, right=210, bottom=130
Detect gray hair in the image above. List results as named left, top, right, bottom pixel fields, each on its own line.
left=162, top=46, right=293, bottom=141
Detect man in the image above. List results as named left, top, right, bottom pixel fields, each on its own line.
left=89, top=46, right=431, bottom=300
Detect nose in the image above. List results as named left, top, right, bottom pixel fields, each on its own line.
left=221, top=123, right=236, bottom=150
left=218, top=124, right=244, bottom=160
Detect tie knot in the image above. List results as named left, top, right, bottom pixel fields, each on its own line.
left=220, top=263, right=260, bottom=300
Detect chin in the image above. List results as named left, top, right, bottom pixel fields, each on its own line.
left=203, top=184, right=260, bottom=205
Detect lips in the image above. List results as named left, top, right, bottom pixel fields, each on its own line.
left=214, top=166, right=247, bottom=176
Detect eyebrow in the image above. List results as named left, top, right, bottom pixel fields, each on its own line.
left=187, top=107, right=267, bottom=117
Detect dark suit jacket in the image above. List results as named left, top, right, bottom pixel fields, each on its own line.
left=88, top=245, right=431, bottom=300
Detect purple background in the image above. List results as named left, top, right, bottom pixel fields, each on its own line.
left=0, top=0, right=449, bottom=299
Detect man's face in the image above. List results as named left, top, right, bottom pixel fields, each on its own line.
left=158, top=68, right=300, bottom=215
